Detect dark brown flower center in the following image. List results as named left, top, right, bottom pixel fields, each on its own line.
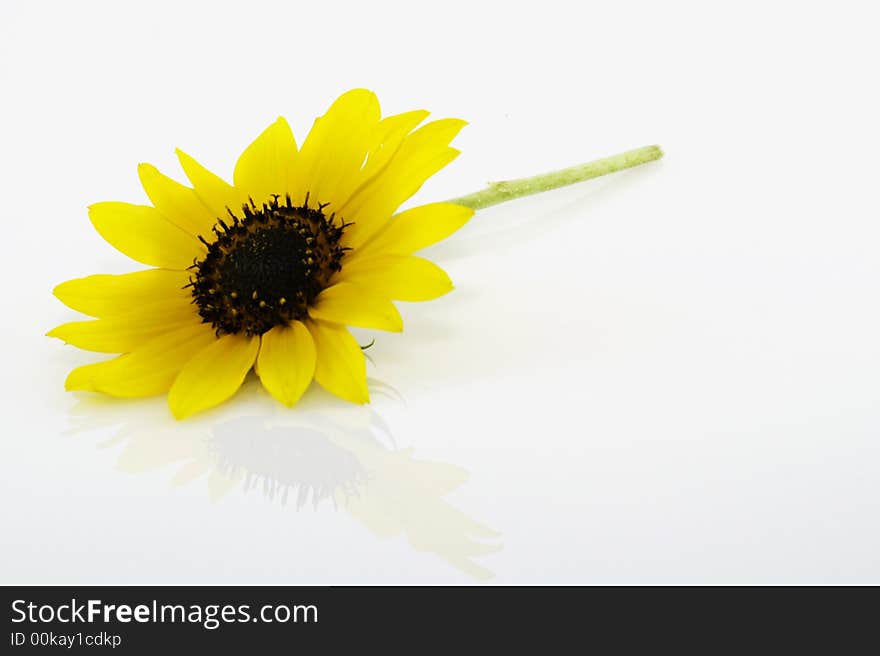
left=189, top=195, right=348, bottom=336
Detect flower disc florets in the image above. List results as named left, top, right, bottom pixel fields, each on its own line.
left=189, top=194, right=348, bottom=336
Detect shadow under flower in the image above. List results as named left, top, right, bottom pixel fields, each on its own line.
left=64, top=378, right=502, bottom=580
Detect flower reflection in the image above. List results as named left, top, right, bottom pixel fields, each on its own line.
left=65, top=378, right=501, bottom=579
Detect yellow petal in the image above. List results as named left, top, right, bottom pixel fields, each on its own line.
left=354, top=202, right=473, bottom=259
left=233, top=117, right=297, bottom=206
left=168, top=333, right=260, bottom=419
left=257, top=321, right=316, bottom=406
left=339, top=255, right=453, bottom=302
left=340, top=108, right=428, bottom=202
left=176, top=149, right=246, bottom=221
left=309, top=282, right=402, bottom=332
left=138, top=163, right=217, bottom=238
left=328, top=109, right=430, bottom=244
left=360, top=110, right=430, bottom=181
left=288, top=89, right=381, bottom=209
left=88, top=202, right=204, bottom=269
left=64, top=322, right=217, bottom=398
left=339, top=118, right=466, bottom=249
left=53, top=269, right=190, bottom=318
left=47, top=301, right=199, bottom=353
left=306, top=320, right=369, bottom=404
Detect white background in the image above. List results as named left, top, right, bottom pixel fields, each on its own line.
left=1, top=0, right=878, bottom=583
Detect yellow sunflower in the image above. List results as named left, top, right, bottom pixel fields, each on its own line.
left=50, top=89, right=472, bottom=419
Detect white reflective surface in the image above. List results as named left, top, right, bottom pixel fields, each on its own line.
left=1, top=0, right=879, bottom=583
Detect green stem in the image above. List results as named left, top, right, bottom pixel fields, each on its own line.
left=446, top=144, right=663, bottom=210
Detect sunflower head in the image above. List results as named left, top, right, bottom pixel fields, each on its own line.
left=49, top=89, right=472, bottom=419
left=189, top=194, right=348, bottom=336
